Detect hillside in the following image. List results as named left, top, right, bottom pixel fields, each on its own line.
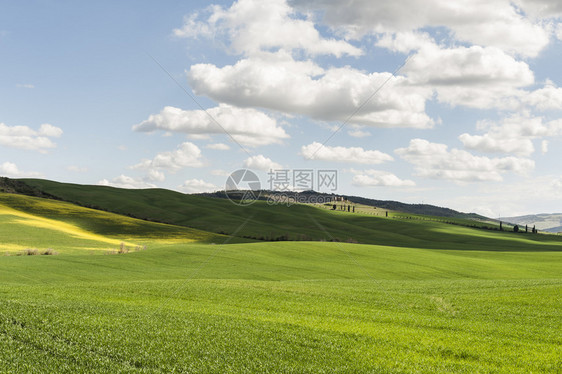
left=0, top=192, right=237, bottom=254
left=9, top=178, right=562, bottom=251
left=1, top=179, right=561, bottom=373
left=203, top=189, right=488, bottom=220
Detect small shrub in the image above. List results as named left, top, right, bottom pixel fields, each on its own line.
left=118, top=242, right=129, bottom=254
left=41, top=248, right=58, bottom=255
left=20, top=249, right=39, bottom=256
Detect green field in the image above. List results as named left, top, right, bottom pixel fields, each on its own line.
left=16, top=179, right=562, bottom=249
left=1, top=185, right=561, bottom=373
left=0, top=193, right=245, bottom=255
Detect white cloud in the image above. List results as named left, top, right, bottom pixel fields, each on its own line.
left=351, top=169, right=415, bottom=187
left=459, top=114, right=562, bottom=156
left=293, top=0, right=551, bottom=57
left=376, top=31, right=434, bottom=53
left=38, top=123, right=63, bottom=138
left=243, top=154, right=282, bottom=171
left=395, top=138, right=535, bottom=182
left=515, top=0, right=562, bottom=18
left=173, top=12, right=214, bottom=39
left=0, top=122, right=63, bottom=153
left=132, top=142, right=204, bottom=174
left=188, top=51, right=434, bottom=128
left=178, top=179, right=218, bottom=193
left=174, top=0, right=362, bottom=57
left=522, top=81, right=562, bottom=110
left=133, top=104, right=289, bottom=147
left=459, top=133, right=535, bottom=156
left=404, top=44, right=534, bottom=109
left=205, top=143, right=231, bottom=150
left=301, top=142, right=393, bottom=164
left=0, top=162, right=41, bottom=178
left=146, top=169, right=166, bottom=182
left=98, top=175, right=157, bottom=189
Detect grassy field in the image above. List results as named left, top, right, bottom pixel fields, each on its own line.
left=0, top=242, right=561, bottom=373
left=0, top=193, right=240, bottom=254
left=17, top=179, right=562, bottom=250
left=1, top=187, right=561, bottom=372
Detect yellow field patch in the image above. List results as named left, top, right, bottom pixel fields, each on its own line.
left=0, top=243, right=28, bottom=252
left=0, top=204, right=135, bottom=247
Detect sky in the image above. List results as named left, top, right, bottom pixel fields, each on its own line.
left=1, top=0, right=562, bottom=217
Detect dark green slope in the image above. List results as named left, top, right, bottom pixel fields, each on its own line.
left=16, top=178, right=562, bottom=251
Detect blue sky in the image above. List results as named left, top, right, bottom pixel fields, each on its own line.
left=1, top=0, right=562, bottom=217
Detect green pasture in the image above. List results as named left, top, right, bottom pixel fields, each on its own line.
left=0, top=185, right=561, bottom=373
left=0, top=193, right=238, bottom=254
left=1, top=242, right=561, bottom=373
left=17, top=179, right=562, bottom=249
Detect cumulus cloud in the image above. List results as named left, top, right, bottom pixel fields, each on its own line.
left=301, top=142, right=393, bottom=164
left=0, top=162, right=41, bottom=178
left=188, top=51, right=434, bottom=128
left=174, top=0, right=362, bottom=57
left=133, top=104, right=289, bottom=147
left=178, top=179, right=218, bottom=193
left=522, top=81, right=562, bottom=110
left=459, top=114, right=562, bottom=156
left=98, top=175, right=157, bottom=189
left=515, top=0, right=562, bottom=18
left=404, top=44, right=534, bottom=109
left=395, top=138, right=535, bottom=182
left=132, top=142, right=205, bottom=175
left=351, top=169, right=415, bottom=187
left=0, top=122, right=63, bottom=153
left=243, top=154, right=282, bottom=171
left=293, top=0, right=551, bottom=57
left=376, top=31, right=434, bottom=53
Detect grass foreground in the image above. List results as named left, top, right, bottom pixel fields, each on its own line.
left=1, top=241, right=561, bottom=373
left=0, top=187, right=561, bottom=373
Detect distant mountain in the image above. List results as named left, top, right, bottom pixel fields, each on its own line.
left=501, top=213, right=562, bottom=233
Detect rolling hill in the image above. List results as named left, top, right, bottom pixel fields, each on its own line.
left=0, top=192, right=240, bottom=254
left=8, top=178, right=562, bottom=251
left=203, top=189, right=488, bottom=219
left=1, top=177, right=561, bottom=373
